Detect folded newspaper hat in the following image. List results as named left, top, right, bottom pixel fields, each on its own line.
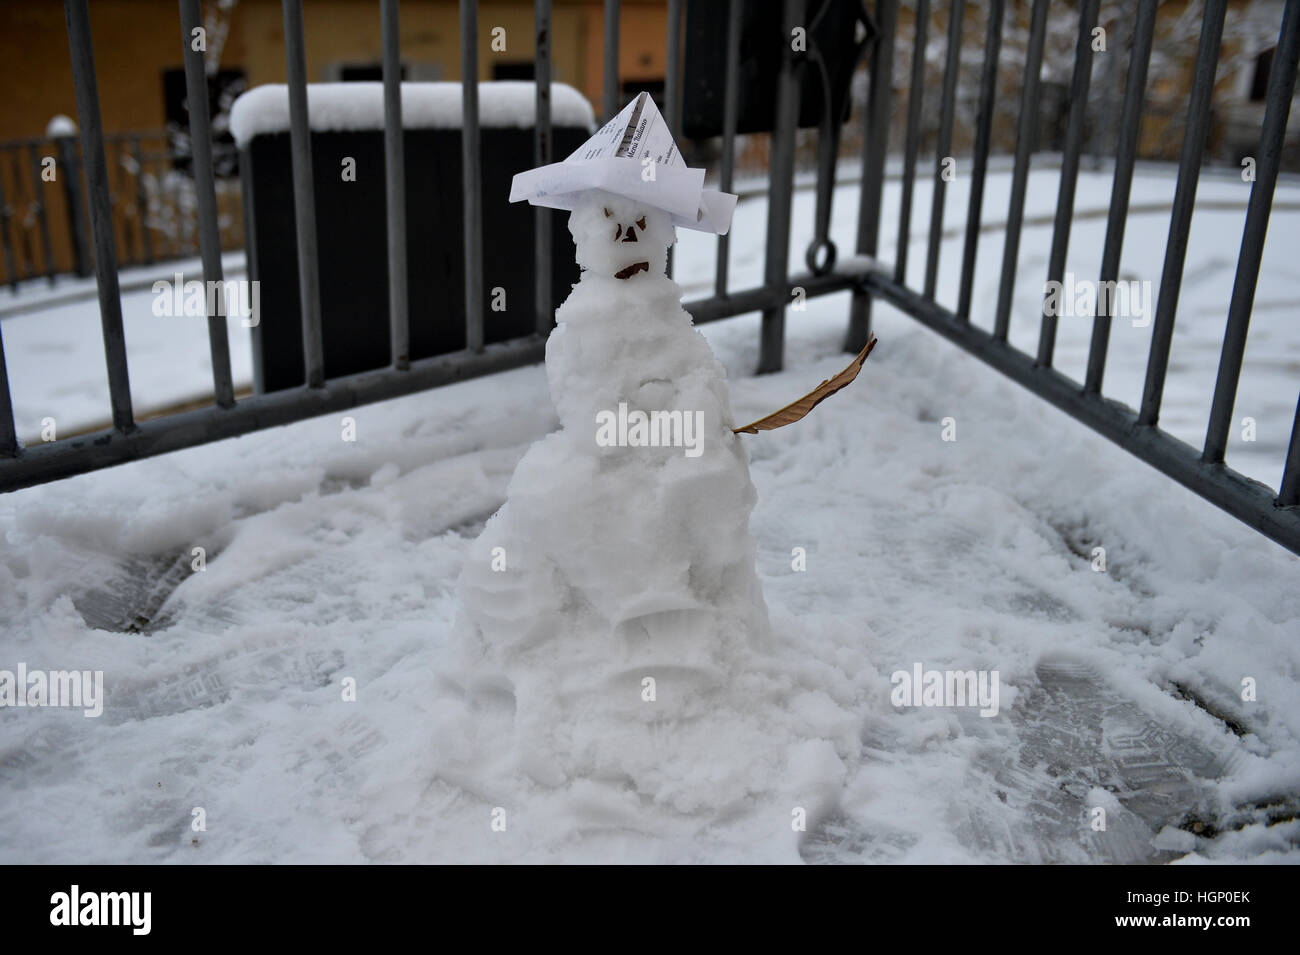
left=509, top=91, right=738, bottom=235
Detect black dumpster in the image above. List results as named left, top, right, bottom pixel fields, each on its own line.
left=234, top=82, right=594, bottom=393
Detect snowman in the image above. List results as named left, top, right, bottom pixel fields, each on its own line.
left=451, top=93, right=873, bottom=808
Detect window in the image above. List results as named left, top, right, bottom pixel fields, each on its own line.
left=339, top=63, right=407, bottom=82
left=493, top=62, right=535, bottom=81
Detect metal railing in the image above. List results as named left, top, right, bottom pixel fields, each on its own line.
left=0, top=0, right=1297, bottom=560
left=853, top=0, right=1300, bottom=556
left=0, top=130, right=242, bottom=287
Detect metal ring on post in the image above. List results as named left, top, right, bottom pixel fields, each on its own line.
left=805, top=237, right=837, bottom=276
left=802, top=0, right=872, bottom=282
left=803, top=30, right=838, bottom=278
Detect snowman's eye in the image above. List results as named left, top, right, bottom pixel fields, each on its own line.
left=636, top=217, right=646, bottom=230
left=603, top=207, right=612, bottom=218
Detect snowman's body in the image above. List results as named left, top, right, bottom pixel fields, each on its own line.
left=454, top=194, right=774, bottom=796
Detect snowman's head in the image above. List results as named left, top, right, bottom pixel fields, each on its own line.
left=568, top=192, right=674, bottom=280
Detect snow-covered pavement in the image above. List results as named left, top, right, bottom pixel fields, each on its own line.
left=0, top=164, right=1297, bottom=863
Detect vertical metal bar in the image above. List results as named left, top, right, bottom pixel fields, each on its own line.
left=603, top=0, right=620, bottom=121
left=0, top=321, right=16, bottom=456
left=665, top=0, right=684, bottom=134
left=283, top=0, right=325, bottom=387
left=179, top=0, right=236, bottom=409
left=1138, top=0, right=1226, bottom=426
left=534, top=0, right=554, bottom=336
left=1205, top=0, right=1299, bottom=463
left=759, top=0, right=805, bottom=374
left=8, top=151, right=31, bottom=283
left=0, top=153, right=18, bottom=291
left=1091, top=10, right=1125, bottom=163
left=110, top=138, right=133, bottom=269
left=923, top=0, right=964, bottom=300
left=56, top=133, right=91, bottom=277
left=242, top=127, right=268, bottom=396
left=714, top=0, right=743, bottom=298
left=381, top=0, right=409, bottom=370
left=806, top=146, right=838, bottom=278
left=64, top=0, right=134, bottom=433
left=664, top=0, right=683, bottom=280
left=1281, top=392, right=1300, bottom=506
left=29, top=144, right=57, bottom=285
left=460, top=0, right=484, bottom=353
left=955, top=0, right=1002, bottom=321
left=847, top=0, right=898, bottom=352
left=1086, top=0, right=1156, bottom=394
left=131, top=135, right=154, bottom=265
left=1036, top=0, right=1099, bottom=368
left=10, top=153, right=32, bottom=281
left=991, top=0, right=1048, bottom=342
left=12, top=151, right=37, bottom=281
left=894, top=0, right=928, bottom=285
left=165, top=167, right=183, bottom=259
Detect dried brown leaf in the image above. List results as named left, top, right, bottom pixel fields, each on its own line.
left=732, top=335, right=878, bottom=435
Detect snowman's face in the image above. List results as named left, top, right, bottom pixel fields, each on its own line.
left=569, top=193, right=674, bottom=280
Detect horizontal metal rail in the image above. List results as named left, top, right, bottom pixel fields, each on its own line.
left=0, top=258, right=872, bottom=492
left=0, top=337, right=545, bottom=492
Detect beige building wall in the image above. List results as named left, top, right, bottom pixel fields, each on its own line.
left=0, top=0, right=670, bottom=143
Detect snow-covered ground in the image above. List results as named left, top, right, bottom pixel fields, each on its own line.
left=0, top=163, right=1297, bottom=863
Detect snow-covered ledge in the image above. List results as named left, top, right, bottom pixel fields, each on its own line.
left=229, top=81, right=595, bottom=148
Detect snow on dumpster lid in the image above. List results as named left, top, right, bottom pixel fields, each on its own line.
left=230, top=81, right=595, bottom=147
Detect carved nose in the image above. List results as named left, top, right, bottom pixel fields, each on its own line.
left=621, top=227, right=638, bottom=243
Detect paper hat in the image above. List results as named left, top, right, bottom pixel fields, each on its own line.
left=509, top=91, right=738, bottom=235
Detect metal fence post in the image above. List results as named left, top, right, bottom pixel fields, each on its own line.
left=0, top=158, right=18, bottom=291
left=923, top=0, right=965, bottom=300
left=29, top=144, right=57, bottom=285
left=54, top=130, right=91, bottom=277
left=664, top=0, right=682, bottom=279
left=603, top=0, right=620, bottom=122
left=282, top=0, right=326, bottom=387
left=179, top=0, right=236, bottom=408
left=847, top=0, right=898, bottom=353
left=381, top=0, right=410, bottom=370
left=714, top=0, right=743, bottom=300
left=759, top=0, right=806, bottom=375
left=955, top=0, right=1004, bottom=322
left=992, top=0, right=1048, bottom=341
left=0, top=321, right=16, bottom=456
left=1086, top=0, right=1157, bottom=395
left=894, top=0, right=929, bottom=286
left=534, top=0, right=554, bottom=337
left=1204, top=0, right=1300, bottom=465
left=460, top=0, right=484, bottom=353
left=131, top=135, right=154, bottom=265
left=1138, top=0, right=1227, bottom=427
left=63, top=0, right=134, bottom=433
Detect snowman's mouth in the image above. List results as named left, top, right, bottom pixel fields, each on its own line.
left=614, top=261, right=650, bottom=280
